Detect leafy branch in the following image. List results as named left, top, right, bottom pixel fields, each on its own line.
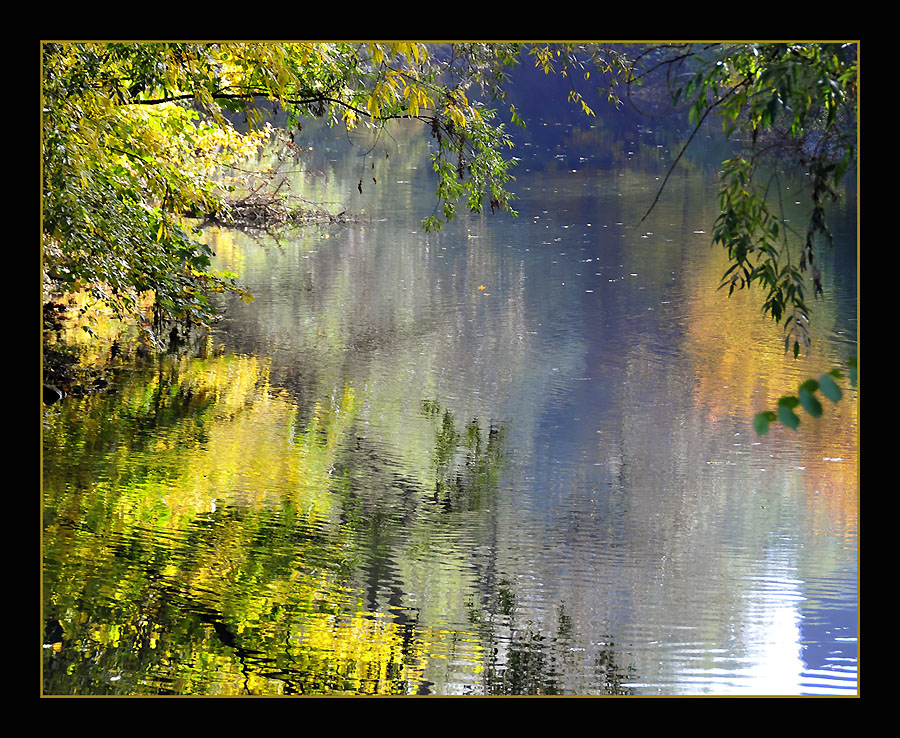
left=754, top=358, right=857, bottom=434
left=41, top=42, right=526, bottom=345
left=630, top=43, right=857, bottom=356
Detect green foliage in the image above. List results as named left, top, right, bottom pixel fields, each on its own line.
left=422, top=399, right=506, bottom=511
left=42, top=42, right=264, bottom=345
left=753, top=358, right=856, bottom=434
left=41, top=42, right=531, bottom=343
left=44, top=42, right=856, bottom=442
left=628, top=43, right=857, bottom=435
left=656, top=43, right=857, bottom=355
left=42, top=42, right=641, bottom=345
left=527, top=43, right=632, bottom=109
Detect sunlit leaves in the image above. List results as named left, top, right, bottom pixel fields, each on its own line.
left=42, top=42, right=278, bottom=345
left=423, top=92, right=518, bottom=231
left=403, top=82, right=431, bottom=119
left=46, top=41, right=857, bottom=364
left=42, top=41, right=636, bottom=331
left=528, top=43, right=632, bottom=111
left=445, top=89, right=470, bottom=130
left=43, top=41, right=534, bottom=316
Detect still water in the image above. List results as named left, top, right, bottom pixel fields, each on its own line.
left=42, top=106, right=858, bottom=696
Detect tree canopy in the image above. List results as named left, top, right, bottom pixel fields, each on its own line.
left=41, top=42, right=636, bottom=344
left=41, top=41, right=857, bottom=423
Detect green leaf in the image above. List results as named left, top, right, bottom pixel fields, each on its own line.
left=799, top=378, right=820, bottom=393
left=798, top=386, right=823, bottom=417
left=777, top=404, right=800, bottom=430
left=754, top=410, right=776, bottom=435
left=818, top=373, right=843, bottom=403
left=777, top=395, right=800, bottom=409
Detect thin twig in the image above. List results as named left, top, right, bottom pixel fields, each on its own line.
left=638, top=80, right=747, bottom=225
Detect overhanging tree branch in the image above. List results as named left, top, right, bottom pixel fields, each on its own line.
left=639, top=79, right=749, bottom=225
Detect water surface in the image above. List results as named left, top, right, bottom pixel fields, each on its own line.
left=42, top=108, right=858, bottom=696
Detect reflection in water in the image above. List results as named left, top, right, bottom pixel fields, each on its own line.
left=43, top=107, right=857, bottom=695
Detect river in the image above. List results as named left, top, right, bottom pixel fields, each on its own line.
left=42, top=96, right=858, bottom=696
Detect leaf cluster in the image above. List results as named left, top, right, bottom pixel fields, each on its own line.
left=43, top=40, right=856, bottom=391
left=753, top=357, right=857, bottom=434
left=41, top=42, right=542, bottom=342
left=634, top=43, right=857, bottom=356
left=42, top=43, right=268, bottom=345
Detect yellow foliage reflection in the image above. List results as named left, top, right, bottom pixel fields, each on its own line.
left=43, top=342, right=478, bottom=695
left=678, top=233, right=858, bottom=531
